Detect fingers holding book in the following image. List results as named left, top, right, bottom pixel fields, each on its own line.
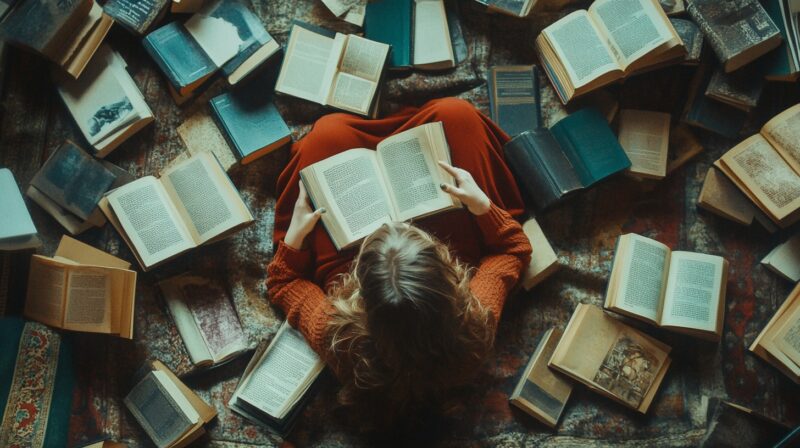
left=285, top=181, right=326, bottom=250
left=438, top=160, right=490, bottom=216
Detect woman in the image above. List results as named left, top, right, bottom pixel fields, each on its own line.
left=267, top=98, right=532, bottom=430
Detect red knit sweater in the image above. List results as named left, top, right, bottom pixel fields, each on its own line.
left=266, top=203, right=533, bottom=362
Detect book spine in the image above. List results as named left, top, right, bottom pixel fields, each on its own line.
left=142, top=32, right=183, bottom=91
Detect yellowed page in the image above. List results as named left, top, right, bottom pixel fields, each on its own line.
left=761, top=103, right=800, bottom=175
left=63, top=266, right=112, bottom=333
left=618, top=110, right=670, bottom=178
left=275, top=25, right=337, bottom=105
left=328, top=72, right=377, bottom=116
left=773, top=304, right=800, bottom=369
left=25, top=256, right=68, bottom=328
left=589, top=0, right=674, bottom=69
left=612, top=234, right=670, bottom=323
left=660, top=251, right=726, bottom=332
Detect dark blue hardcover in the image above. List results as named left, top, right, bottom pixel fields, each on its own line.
left=103, top=0, right=168, bottom=36
left=143, top=22, right=216, bottom=92
left=488, top=65, right=542, bottom=137
left=365, top=0, right=412, bottom=69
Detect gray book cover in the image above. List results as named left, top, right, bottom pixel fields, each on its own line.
left=670, top=18, right=703, bottom=63
left=705, top=65, right=764, bottom=110
left=0, top=0, right=91, bottom=55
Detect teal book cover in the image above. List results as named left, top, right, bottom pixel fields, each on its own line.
left=761, top=0, right=799, bottom=80
left=365, top=0, right=412, bottom=69
left=143, top=22, right=216, bottom=92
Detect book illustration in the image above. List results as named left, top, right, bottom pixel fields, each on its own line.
left=88, top=97, right=134, bottom=137
left=593, top=335, right=659, bottom=408
left=182, top=281, right=245, bottom=358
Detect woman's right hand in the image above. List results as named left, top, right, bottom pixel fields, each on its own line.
left=438, top=161, right=491, bottom=216
left=284, top=181, right=325, bottom=250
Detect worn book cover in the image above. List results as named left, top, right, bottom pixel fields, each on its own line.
left=143, top=22, right=217, bottom=95
left=103, top=0, right=169, bottom=35
left=687, top=0, right=781, bottom=72
left=670, top=18, right=703, bottom=64
left=0, top=0, right=92, bottom=56
left=682, top=62, right=747, bottom=139
left=705, top=66, right=764, bottom=111
left=488, top=65, right=541, bottom=137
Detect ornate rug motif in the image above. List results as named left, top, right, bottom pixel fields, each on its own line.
left=0, top=322, right=61, bottom=448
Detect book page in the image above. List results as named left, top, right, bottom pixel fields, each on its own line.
left=590, top=0, right=673, bottom=68
left=306, top=149, right=393, bottom=246
left=721, top=135, right=800, bottom=221
left=184, top=6, right=243, bottom=67
left=613, top=234, right=670, bottom=323
left=774, top=304, right=800, bottom=368
left=543, top=11, right=621, bottom=88
left=25, top=257, right=67, bottom=328
left=617, top=110, right=670, bottom=178
left=376, top=123, right=455, bottom=222
left=275, top=25, right=336, bottom=105
left=239, top=324, right=323, bottom=419
left=160, top=152, right=251, bottom=245
left=182, top=279, right=247, bottom=363
left=660, top=251, right=725, bottom=331
left=413, top=0, right=454, bottom=67
left=63, top=267, right=112, bottom=333
left=338, top=34, right=388, bottom=82
left=761, top=103, right=800, bottom=175
left=107, top=177, right=194, bottom=267
left=124, top=371, right=199, bottom=448
left=328, top=72, right=377, bottom=116
left=160, top=278, right=213, bottom=365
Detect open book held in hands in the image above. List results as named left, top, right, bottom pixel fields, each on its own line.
left=301, top=122, right=460, bottom=251
left=605, top=233, right=729, bottom=341
left=99, top=151, right=254, bottom=271
left=535, top=0, right=685, bottom=104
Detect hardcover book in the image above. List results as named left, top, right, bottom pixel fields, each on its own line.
left=503, top=108, right=631, bottom=211
left=604, top=233, right=730, bottom=341
left=228, top=321, right=325, bottom=436
left=549, top=303, right=672, bottom=413
left=761, top=233, right=800, bottom=283
left=0, top=168, right=40, bottom=251
left=617, top=109, right=671, bottom=180
left=509, top=328, right=573, bottom=427
left=670, top=18, right=703, bottom=65
left=535, top=0, right=685, bottom=103
left=705, top=65, right=765, bottom=111
left=275, top=23, right=390, bottom=117
left=177, top=110, right=238, bottom=172
left=210, top=81, right=292, bottom=165
left=762, top=0, right=800, bottom=81
left=659, top=0, right=684, bottom=15
left=749, top=283, right=800, bottom=383
left=301, top=122, right=459, bottom=250
left=171, top=0, right=204, bottom=13
left=682, top=61, right=748, bottom=139
left=715, top=103, right=800, bottom=227
left=483, top=0, right=576, bottom=16
left=55, top=45, right=154, bottom=157
left=159, top=274, right=248, bottom=368
left=364, top=0, right=413, bottom=69
left=488, top=65, right=542, bottom=137
left=125, top=360, right=216, bottom=448
left=687, top=0, right=782, bottom=72
left=99, top=151, right=255, bottom=270
left=24, top=236, right=137, bottom=338
left=103, top=0, right=169, bottom=35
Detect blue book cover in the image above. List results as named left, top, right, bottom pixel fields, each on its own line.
left=210, top=79, right=291, bottom=164
left=143, top=22, right=217, bottom=94
left=365, top=0, right=412, bottom=69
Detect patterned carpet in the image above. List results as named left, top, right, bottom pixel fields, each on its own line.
left=0, top=0, right=798, bottom=446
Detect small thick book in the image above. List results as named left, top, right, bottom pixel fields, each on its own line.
left=521, top=218, right=560, bottom=290
left=103, top=0, right=169, bottom=35
left=762, top=233, right=800, bottom=283
left=687, top=0, right=781, bottom=73
left=605, top=233, right=730, bottom=341
left=24, top=236, right=137, bottom=338
left=55, top=45, right=154, bottom=158
left=617, top=109, right=671, bottom=180
left=158, top=274, right=248, bottom=368
left=698, top=166, right=776, bottom=231
left=301, top=122, right=459, bottom=250
left=488, top=65, right=541, bottom=137
left=210, top=82, right=292, bottom=165
left=535, top=0, right=685, bottom=103
left=26, top=141, right=134, bottom=235
left=144, top=0, right=280, bottom=96
left=549, top=303, right=671, bottom=413
left=682, top=61, right=747, bottom=139
left=503, top=108, right=631, bottom=211
left=0, top=168, right=40, bottom=251
left=705, top=65, right=765, bottom=111
left=749, top=283, right=800, bottom=383
left=275, top=23, right=389, bottom=117
left=229, top=321, right=325, bottom=435
left=669, top=18, right=703, bottom=65
left=762, top=0, right=800, bottom=82
left=99, top=151, right=255, bottom=271
left=715, top=103, right=800, bottom=227
left=125, top=360, right=217, bottom=448
left=509, top=328, right=573, bottom=428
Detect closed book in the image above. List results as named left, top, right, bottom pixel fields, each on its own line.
left=0, top=168, right=40, bottom=251
left=210, top=82, right=291, bottom=165
left=687, top=0, right=782, bottom=72
left=705, top=65, right=765, bottom=111
left=103, top=0, right=169, bottom=35
left=364, top=0, right=413, bottom=69
left=761, top=0, right=800, bottom=81
left=670, top=18, right=704, bottom=65
left=0, top=0, right=92, bottom=57
left=143, top=22, right=217, bottom=96
left=682, top=62, right=747, bottom=139
left=488, top=65, right=541, bottom=137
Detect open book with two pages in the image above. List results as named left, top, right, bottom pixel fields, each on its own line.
left=535, top=0, right=685, bottom=103
left=99, top=151, right=254, bottom=271
left=301, top=122, right=459, bottom=250
left=605, top=233, right=729, bottom=341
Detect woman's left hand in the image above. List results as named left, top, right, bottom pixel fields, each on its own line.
left=284, top=181, right=325, bottom=250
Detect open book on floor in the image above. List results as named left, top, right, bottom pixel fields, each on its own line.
left=158, top=274, right=248, bottom=368
left=698, top=166, right=777, bottom=232
left=99, top=151, right=254, bottom=271
left=275, top=22, right=390, bottom=117
left=715, top=103, right=800, bottom=228
left=301, top=122, right=459, bottom=251
left=549, top=303, right=672, bottom=414
left=535, top=0, right=685, bottom=103
left=125, top=360, right=217, bottom=448
left=228, top=321, right=325, bottom=436
left=605, top=233, right=729, bottom=341
left=749, top=284, right=800, bottom=383
left=24, top=236, right=137, bottom=338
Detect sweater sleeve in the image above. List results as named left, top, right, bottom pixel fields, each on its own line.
left=469, top=203, right=533, bottom=324
left=266, top=241, right=334, bottom=357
